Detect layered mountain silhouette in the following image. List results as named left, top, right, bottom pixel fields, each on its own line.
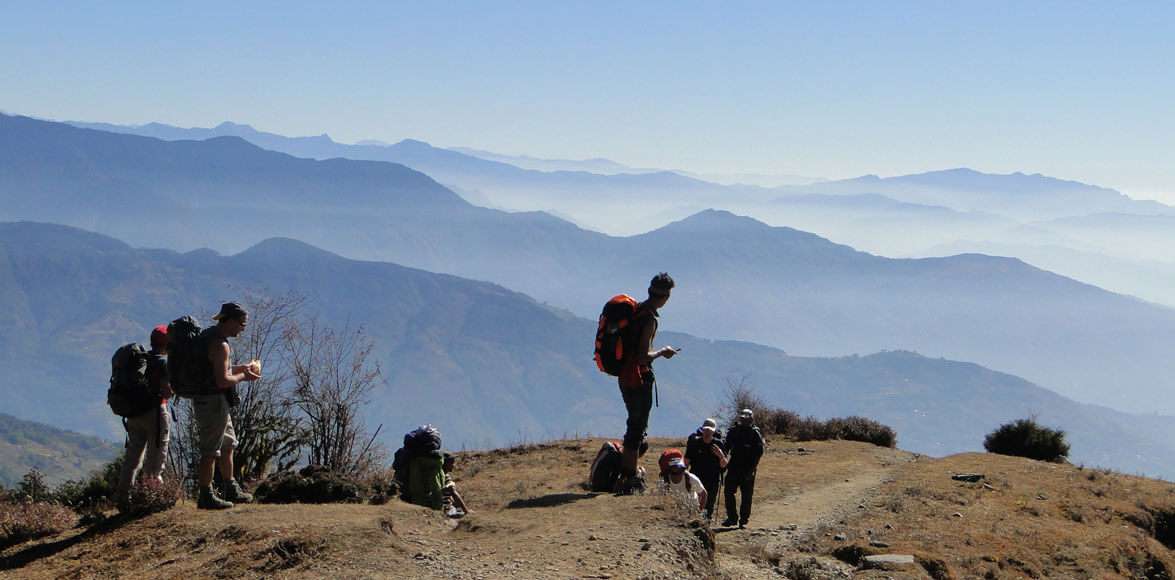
left=5, top=114, right=1175, bottom=416
left=3, top=222, right=1175, bottom=478
left=778, top=168, right=1175, bottom=221
left=65, top=117, right=770, bottom=234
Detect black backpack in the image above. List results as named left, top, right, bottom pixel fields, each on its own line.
left=107, top=343, right=158, bottom=417
left=593, top=294, right=641, bottom=376
left=393, top=425, right=443, bottom=495
left=167, top=316, right=206, bottom=397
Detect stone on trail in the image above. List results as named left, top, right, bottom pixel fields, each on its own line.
left=862, top=554, right=917, bottom=570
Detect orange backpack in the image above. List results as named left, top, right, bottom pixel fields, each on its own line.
left=594, top=295, right=640, bottom=376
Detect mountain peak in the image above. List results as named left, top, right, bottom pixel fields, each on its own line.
left=235, top=237, right=341, bottom=262
left=214, top=121, right=255, bottom=131
left=395, top=138, right=433, bottom=149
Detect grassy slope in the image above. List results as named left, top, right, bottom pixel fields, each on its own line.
left=0, top=414, right=118, bottom=487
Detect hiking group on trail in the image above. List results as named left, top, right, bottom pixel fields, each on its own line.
left=105, top=271, right=763, bottom=528
left=594, top=272, right=766, bottom=527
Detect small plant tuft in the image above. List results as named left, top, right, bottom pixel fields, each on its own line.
left=983, top=418, right=1070, bottom=463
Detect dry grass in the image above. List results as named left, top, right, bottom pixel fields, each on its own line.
left=0, top=501, right=76, bottom=549
left=807, top=452, right=1175, bottom=578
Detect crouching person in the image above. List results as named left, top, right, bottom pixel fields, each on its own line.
left=195, top=302, right=261, bottom=510
left=395, top=425, right=446, bottom=510
left=588, top=440, right=648, bottom=493
left=442, top=453, right=470, bottom=517
left=663, top=457, right=707, bottom=512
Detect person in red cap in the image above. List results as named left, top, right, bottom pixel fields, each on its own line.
left=114, top=325, right=173, bottom=509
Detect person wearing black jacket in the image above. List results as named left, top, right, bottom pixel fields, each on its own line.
left=722, top=408, right=765, bottom=528
left=684, top=419, right=727, bottom=520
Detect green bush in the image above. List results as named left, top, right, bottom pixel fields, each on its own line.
left=822, top=416, right=897, bottom=448
left=984, top=418, right=1070, bottom=463
left=254, top=465, right=363, bottom=504
left=53, top=455, right=123, bottom=510
left=719, top=382, right=897, bottom=448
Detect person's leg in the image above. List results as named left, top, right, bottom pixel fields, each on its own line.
left=619, top=381, right=653, bottom=476
left=739, top=473, right=756, bottom=525
left=723, top=472, right=740, bottom=524
left=702, top=474, right=719, bottom=517
left=116, top=415, right=150, bottom=504
left=216, top=417, right=236, bottom=483
left=140, top=405, right=170, bottom=484
left=218, top=419, right=252, bottom=503
left=194, top=394, right=232, bottom=509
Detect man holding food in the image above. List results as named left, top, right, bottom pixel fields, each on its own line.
left=193, top=302, right=262, bottom=510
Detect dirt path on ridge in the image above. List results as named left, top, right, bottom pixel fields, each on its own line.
left=711, top=440, right=915, bottom=579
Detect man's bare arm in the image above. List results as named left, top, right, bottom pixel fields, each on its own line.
left=212, top=342, right=257, bottom=390
left=637, top=318, right=677, bottom=364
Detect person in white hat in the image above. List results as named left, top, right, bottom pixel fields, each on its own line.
left=662, top=457, right=706, bottom=511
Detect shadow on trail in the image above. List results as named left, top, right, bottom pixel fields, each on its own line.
left=506, top=492, right=599, bottom=509
left=0, top=512, right=145, bottom=571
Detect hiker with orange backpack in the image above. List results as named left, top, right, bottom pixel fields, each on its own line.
left=593, top=273, right=679, bottom=493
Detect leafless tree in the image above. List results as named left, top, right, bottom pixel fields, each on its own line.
left=717, top=373, right=765, bottom=428
left=230, top=293, right=307, bottom=480
left=285, top=317, right=384, bottom=477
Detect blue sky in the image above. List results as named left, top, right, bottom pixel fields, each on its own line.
left=2, top=2, right=1173, bottom=200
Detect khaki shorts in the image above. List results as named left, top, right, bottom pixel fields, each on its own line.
left=192, top=393, right=238, bottom=458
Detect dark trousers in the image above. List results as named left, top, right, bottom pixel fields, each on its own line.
left=724, top=469, right=755, bottom=523
left=619, top=371, right=654, bottom=475
left=697, top=472, right=720, bottom=516
left=619, top=371, right=654, bottom=449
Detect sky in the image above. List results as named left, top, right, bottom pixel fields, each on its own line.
left=2, top=2, right=1174, bottom=202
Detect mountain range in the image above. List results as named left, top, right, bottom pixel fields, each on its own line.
left=5, top=113, right=1175, bottom=416
left=3, top=222, right=1175, bottom=479
left=63, top=117, right=1175, bottom=307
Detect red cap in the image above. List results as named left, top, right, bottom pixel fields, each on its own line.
left=150, top=324, right=168, bottom=348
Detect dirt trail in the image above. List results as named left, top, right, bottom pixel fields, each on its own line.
left=711, top=440, right=914, bottom=579
left=0, top=438, right=911, bottom=579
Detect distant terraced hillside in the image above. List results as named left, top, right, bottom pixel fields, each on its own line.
left=0, top=414, right=118, bottom=487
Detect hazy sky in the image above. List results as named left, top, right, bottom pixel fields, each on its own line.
left=3, top=2, right=1173, bottom=202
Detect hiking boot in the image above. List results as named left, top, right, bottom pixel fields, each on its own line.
left=616, top=473, right=647, bottom=495
left=220, top=479, right=254, bottom=504
left=198, top=486, right=233, bottom=510
left=721, top=518, right=738, bottom=527
left=739, top=520, right=749, bottom=529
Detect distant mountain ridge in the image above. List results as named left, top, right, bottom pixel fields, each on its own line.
left=4, top=222, right=1175, bottom=479
left=0, top=413, right=118, bottom=487
left=6, top=114, right=1175, bottom=416
left=779, top=167, right=1175, bottom=220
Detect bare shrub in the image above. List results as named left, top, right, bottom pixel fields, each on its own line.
left=286, top=317, right=384, bottom=477
left=120, top=476, right=183, bottom=516
left=0, top=500, right=76, bottom=548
